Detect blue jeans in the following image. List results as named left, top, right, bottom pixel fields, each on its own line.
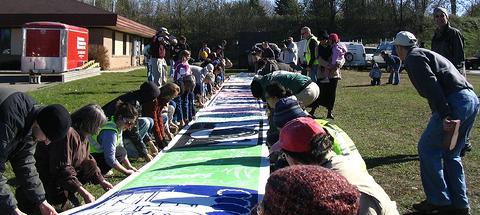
left=388, top=63, right=400, bottom=84
left=172, top=96, right=182, bottom=123
left=418, top=89, right=479, bottom=208
left=138, top=117, right=154, bottom=139
left=309, top=64, right=319, bottom=83
left=181, top=91, right=195, bottom=121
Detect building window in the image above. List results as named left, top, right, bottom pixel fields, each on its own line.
left=123, top=33, right=127, bottom=55
left=0, top=28, right=11, bottom=55
left=111, top=30, right=115, bottom=55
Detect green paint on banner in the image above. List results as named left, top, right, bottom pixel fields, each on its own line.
left=121, top=145, right=264, bottom=190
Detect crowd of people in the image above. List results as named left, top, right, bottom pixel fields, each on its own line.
left=0, top=25, right=232, bottom=214
left=0, top=6, right=476, bottom=215
left=251, top=6, right=475, bottom=215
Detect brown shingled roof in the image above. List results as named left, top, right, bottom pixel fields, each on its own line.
left=0, top=0, right=113, bottom=14
left=0, top=0, right=156, bottom=37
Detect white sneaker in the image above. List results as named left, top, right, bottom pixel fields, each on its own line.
left=104, top=170, right=114, bottom=177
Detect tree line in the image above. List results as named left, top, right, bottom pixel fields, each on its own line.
left=79, top=0, right=480, bottom=57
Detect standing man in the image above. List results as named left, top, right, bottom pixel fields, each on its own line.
left=431, top=7, right=471, bottom=156
left=381, top=51, right=402, bottom=85
left=150, top=27, right=171, bottom=87
left=282, top=37, right=298, bottom=66
left=1, top=88, right=72, bottom=215
left=301, top=27, right=319, bottom=82
left=394, top=31, right=478, bottom=215
left=431, top=7, right=465, bottom=77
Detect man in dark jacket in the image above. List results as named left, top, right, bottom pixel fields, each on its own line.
left=395, top=31, right=477, bottom=215
left=102, top=81, right=160, bottom=162
left=381, top=51, right=402, bottom=85
left=431, top=7, right=471, bottom=156
left=150, top=27, right=171, bottom=87
left=431, top=7, right=465, bottom=76
left=0, top=88, right=71, bottom=215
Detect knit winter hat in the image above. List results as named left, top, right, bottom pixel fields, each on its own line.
left=434, top=7, right=449, bottom=19
left=319, top=30, right=329, bottom=40
left=36, top=104, right=71, bottom=142
left=261, top=165, right=360, bottom=215
left=138, top=81, right=161, bottom=103
left=273, top=96, right=307, bottom=128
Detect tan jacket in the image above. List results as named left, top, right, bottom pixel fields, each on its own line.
left=324, top=152, right=400, bottom=215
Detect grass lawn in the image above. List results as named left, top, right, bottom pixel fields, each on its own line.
left=3, top=68, right=480, bottom=214
left=327, top=69, right=480, bottom=214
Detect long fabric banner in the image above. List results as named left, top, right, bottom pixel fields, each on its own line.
left=63, top=74, right=269, bottom=215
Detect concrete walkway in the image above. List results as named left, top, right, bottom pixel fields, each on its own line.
left=0, top=66, right=146, bottom=92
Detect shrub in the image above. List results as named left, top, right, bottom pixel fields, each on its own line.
left=88, top=45, right=110, bottom=70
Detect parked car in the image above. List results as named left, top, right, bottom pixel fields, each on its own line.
left=341, top=42, right=368, bottom=69
left=373, top=41, right=395, bottom=67
left=466, top=53, right=480, bottom=70
left=364, top=46, right=377, bottom=66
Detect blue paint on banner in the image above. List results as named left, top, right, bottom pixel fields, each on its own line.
left=70, top=185, right=259, bottom=215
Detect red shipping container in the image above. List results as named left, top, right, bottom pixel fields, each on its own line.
left=21, top=22, right=88, bottom=73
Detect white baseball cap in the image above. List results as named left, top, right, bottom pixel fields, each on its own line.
left=393, top=31, right=417, bottom=47
left=206, top=63, right=214, bottom=72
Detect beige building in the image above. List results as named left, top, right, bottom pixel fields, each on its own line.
left=0, top=0, right=156, bottom=71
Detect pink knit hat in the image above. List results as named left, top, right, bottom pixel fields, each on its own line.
left=329, top=33, right=340, bottom=43
left=260, top=165, right=360, bottom=215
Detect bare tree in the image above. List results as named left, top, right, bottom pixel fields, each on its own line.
left=450, top=0, right=457, bottom=15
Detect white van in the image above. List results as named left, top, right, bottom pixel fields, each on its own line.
left=340, top=42, right=368, bottom=69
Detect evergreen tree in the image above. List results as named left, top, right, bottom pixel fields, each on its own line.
left=274, top=0, right=301, bottom=16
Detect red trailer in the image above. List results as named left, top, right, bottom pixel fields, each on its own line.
left=21, top=22, right=88, bottom=73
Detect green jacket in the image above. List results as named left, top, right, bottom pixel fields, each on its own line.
left=259, top=71, right=312, bottom=100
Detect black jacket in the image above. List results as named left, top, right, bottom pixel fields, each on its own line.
left=431, top=24, right=465, bottom=69
left=0, top=88, right=45, bottom=213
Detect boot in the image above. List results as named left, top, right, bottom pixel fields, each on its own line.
left=327, top=110, right=334, bottom=119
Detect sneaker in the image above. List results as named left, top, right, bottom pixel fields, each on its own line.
left=449, top=208, right=471, bottom=215
left=104, top=170, right=114, bottom=177
left=412, top=200, right=451, bottom=214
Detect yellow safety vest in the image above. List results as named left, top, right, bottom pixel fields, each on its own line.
left=89, top=118, right=122, bottom=154
left=315, top=119, right=367, bottom=171
left=305, top=35, right=319, bottom=65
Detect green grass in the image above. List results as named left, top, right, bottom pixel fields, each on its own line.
left=4, top=68, right=480, bottom=214
left=318, top=69, right=480, bottom=214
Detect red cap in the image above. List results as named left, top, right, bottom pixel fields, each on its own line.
left=329, top=33, right=340, bottom=43
left=279, top=117, right=326, bottom=153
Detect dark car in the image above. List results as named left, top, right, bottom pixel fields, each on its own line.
left=466, top=56, right=480, bottom=70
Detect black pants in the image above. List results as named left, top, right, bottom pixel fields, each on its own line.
left=371, top=78, right=380, bottom=86
left=313, top=78, right=339, bottom=111
left=91, top=146, right=127, bottom=175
